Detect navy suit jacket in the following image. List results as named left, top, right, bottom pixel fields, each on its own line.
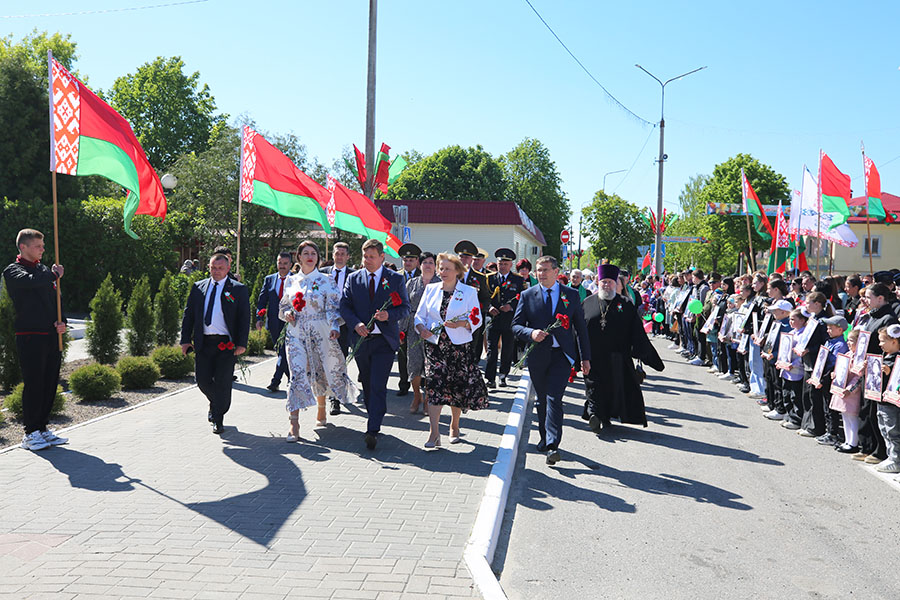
left=339, top=267, right=410, bottom=351
left=180, top=277, right=251, bottom=352
left=256, top=272, right=288, bottom=335
left=320, top=265, right=356, bottom=296
left=512, top=283, right=591, bottom=367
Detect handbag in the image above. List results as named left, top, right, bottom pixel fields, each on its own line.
left=634, top=360, right=646, bottom=385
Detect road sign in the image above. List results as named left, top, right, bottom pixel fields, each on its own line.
left=560, top=230, right=571, bottom=244
left=393, top=205, right=408, bottom=226
left=402, top=226, right=412, bottom=243
left=650, top=243, right=666, bottom=258
left=561, top=244, right=568, bottom=260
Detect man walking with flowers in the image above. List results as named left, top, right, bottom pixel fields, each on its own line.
left=512, top=256, right=590, bottom=465
left=181, top=253, right=250, bottom=434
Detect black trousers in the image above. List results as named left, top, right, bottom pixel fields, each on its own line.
left=784, top=378, right=804, bottom=426
left=470, top=322, right=485, bottom=366
left=397, top=340, right=410, bottom=392
left=484, top=318, right=515, bottom=381
left=16, top=334, right=62, bottom=434
left=801, top=377, right=827, bottom=436
left=195, top=336, right=236, bottom=424
left=859, top=393, right=888, bottom=458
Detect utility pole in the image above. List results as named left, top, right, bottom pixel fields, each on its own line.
left=636, top=64, right=706, bottom=277
left=577, top=214, right=582, bottom=269
left=364, top=0, right=377, bottom=199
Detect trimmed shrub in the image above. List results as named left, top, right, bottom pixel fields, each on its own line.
left=69, top=363, right=121, bottom=402
left=126, top=275, right=155, bottom=356
left=152, top=345, right=194, bottom=379
left=154, top=272, right=182, bottom=346
left=86, top=274, right=123, bottom=364
left=249, top=271, right=265, bottom=328
left=0, top=284, right=20, bottom=391
left=3, top=383, right=66, bottom=417
left=116, top=356, right=161, bottom=390
left=246, top=328, right=268, bottom=356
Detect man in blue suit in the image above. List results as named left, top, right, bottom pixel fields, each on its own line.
left=340, top=239, right=410, bottom=450
left=512, top=255, right=591, bottom=465
left=256, top=252, right=293, bottom=393
left=181, top=253, right=251, bottom=434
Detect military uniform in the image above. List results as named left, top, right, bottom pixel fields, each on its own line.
left=485, top=249, right=524, bottom=387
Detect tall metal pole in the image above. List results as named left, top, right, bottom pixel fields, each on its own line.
left=577, top=214, right=582, bottom=269
left=364, top=0, right=377, bottom=200
left=636, top=64, right=706, bottom=278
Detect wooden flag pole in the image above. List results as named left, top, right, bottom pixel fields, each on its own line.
left=862, top=144, right=874, bottom=277
left=745, top=214, right=755, bottom=272
left=51, top=171, right=63, bottom=351
left=236, top=192, right=243, bottom=278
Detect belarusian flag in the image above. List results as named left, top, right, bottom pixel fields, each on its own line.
left=327, top=177, right=401, bottom=257
left=767, top=201, right=791, bottom=274
left=239, top=126, right=331, bottom=231
left=741, top=168, right=774, bottom=240
left=864, top=154, right=896, bottom=222
left=819, top=150, right=851, bottom=229
left=640, top=250, right=651, bottom=275
left=374, top=143, right=391, bottom=193
left=388, top=155, right=408, bottom=185
left=353, top=144, right=367, bottom=189
left=49, top=53, right=166, bottom=239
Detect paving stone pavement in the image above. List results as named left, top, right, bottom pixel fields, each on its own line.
left=0, top=356, right=520, bottom=599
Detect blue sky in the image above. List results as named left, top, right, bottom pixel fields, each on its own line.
left=6, top=0, right=900, bottom=245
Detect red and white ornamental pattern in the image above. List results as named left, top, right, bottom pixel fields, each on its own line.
left=239, top=126, right=258, bottom=204
left=775, top=202, right=790, bottom=249
left=50, top=58, right=81, bottom=175
left=325, top=174, right=337, bottom=228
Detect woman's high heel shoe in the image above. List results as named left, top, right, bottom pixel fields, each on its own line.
left=424, top=435, right=441, bottom=449
left=286, top=416, right=300, bottom=443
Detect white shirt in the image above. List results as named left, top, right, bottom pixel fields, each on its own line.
left=202, top=278, right=230, bottom=336
left=365, top=266, right=384, bottom=335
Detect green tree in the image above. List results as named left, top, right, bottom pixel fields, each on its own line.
left=86, top=274, right=124, bottom=364
left=387, top=145, right=507, bottom=203
left=0, top=285, right=20, bottom=390
left=126, top=275, right=155, bottom=356
left=107, top=56, right=224, bottom=169
left=581, top=191, right=650, bottom=268
left=154, top=272, right=182, bottom=346
left=501, top=138, right=570, bottom=260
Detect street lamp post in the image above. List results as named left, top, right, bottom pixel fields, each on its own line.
left=602, top=169, right=626, bottom=193
left=635, top=64, right=706, bottom=276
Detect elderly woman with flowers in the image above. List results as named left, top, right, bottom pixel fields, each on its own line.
left=279, top=240, right=357, bottom=442
left=414, top=253, right=489, bottom=448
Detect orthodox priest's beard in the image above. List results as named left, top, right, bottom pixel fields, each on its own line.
left=598, top=289, right=615, bottom=301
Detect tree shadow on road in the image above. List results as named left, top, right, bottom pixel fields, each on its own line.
left=645, top=406, right=748, bottom=429
left=641, top=380, right=731, bottom=399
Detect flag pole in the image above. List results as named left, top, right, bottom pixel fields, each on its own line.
left=816, top=150, right=822, bottom=280
left=51, top=171, right=63, bottom=351
left=745, top=214, right=755, bottom=272
left=862, top=142, right=874, bottom=277
left=236, top=126, right=245, bottom=278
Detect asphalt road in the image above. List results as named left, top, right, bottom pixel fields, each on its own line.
left=495, top=338, right=900, bottom=600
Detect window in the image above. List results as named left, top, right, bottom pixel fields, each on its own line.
left=532, top=246, right=539, bottom=255
left=864, top=236, right=881, bottom=258
left=515, top=242, right=520, bottom=256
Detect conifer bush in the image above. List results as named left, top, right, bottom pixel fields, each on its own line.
left=154, top=272, right=181, bottom=347
left=126, top=275, right=154, bottom=356
left=86, top=274, right=124, bottom=364
left=116, top=356, right=161, bottom=389
left=0, top=285, right=19, bottom=391
left=151, top=345, right=194, bottom=379
left=246, top=328, right=268, bottom=356
left=3, top=383, right=66, bottom=417
left=69, top=363, right=121, bottom=402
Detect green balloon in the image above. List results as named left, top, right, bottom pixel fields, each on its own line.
left=687, top=299, right=703, bottom=314
left=653, top=312, right=664, bottom=322
left=643, top=313, right=652, bottom=321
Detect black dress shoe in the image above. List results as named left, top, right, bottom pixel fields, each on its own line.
left=329, top=398, right=341, bottom=416
left=208, top=411, right=214, bottom=424
left=589, top=415, right=603, bottom=434
left=581, top=402, right=590, bottom=421
left=365, top=433, right=377, bottom=450
left=546, top=449, right=561, bottom=465
left=499, top=376, right=507, bottom=387
left=266, top=383, right=280, bottom=393
left=397, top=388, right=409, bottom=397
left=212, top=423, right=224, bottom=435
left=486, top=379, right=496, bottom=389
left=536, top=442, right=547, bottom=453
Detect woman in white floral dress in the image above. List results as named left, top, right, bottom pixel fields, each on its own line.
left=279, top=241, right=357, bottom=442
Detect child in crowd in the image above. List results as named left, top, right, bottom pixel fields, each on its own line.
left=763, top=300, right=793, bottom=421
left=813, top=315, right=850, bottom=447
left=831, top=329, right=862, bottom=453
left=780, top=309, right=807, bottom=431
left=873, top=325, right=900, bottom=473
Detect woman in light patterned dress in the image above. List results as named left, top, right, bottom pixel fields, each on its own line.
left=279, top=241, right=358, bottom=442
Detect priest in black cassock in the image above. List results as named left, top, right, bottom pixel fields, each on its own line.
left=583, top=264, right=664, bottom=432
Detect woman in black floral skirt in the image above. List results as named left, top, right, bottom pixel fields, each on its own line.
left=414, top=253, right=489, bottom=448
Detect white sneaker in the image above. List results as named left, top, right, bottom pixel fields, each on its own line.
left=21, top=431, right=50, bottom=451
left=875, top=460, right=900, bottom=473
left=764, top=410, right=785, bottom=420
left=706, top=367, right=718, bottom=373
left=717, top=372, right=732, bottom=379
left=689, top=357, right=703, bottom=366
left=749, top=392, right=766, bottom=399
left=41, top=430, right=68, bottom=446
left=667, top=343, right=677, bottom=349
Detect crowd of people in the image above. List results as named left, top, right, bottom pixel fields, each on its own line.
left=644, top=266, right=900, bottom=478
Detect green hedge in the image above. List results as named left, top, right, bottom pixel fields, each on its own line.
left=116, top=356, right=161, bottom=390
left=151, top=345, right=194, bottom=379
left=69, top=363, right=121, bottom=402
left=3, top=383, right=66, bottom=417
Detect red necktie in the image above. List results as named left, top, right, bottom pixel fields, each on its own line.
left=369, top=273, right=376, bottom=301
left=278, top=277, right=284, bottom=299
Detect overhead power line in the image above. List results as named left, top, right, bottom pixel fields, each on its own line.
left=522, top=0, right=654, bottom=127
left=1, top=0, right=209, bottom=19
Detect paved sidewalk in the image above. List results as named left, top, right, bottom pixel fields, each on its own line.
left=0, top=358, right=518, bottom=599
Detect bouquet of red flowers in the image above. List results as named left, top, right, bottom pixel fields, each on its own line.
left=346, top=290, right=404, bottom=364
left=513, top=312, right=570, bottom=371
left=276, top=292, right=307, bottom=352
left=256, top=308, right=267, bottom=320
left=408, top=307, right=480, bottom=352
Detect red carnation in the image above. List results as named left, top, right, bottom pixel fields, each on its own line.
left=556, top=313, right=570, bottom=329
left=226, top=341, right=235, bottom=350
left=471, top=306, right=480, bottom=317
left=469, top=307, right=481, bottom=326
left=217, top=342, right=227, bottom=351
left=257, top=308, right=267, bottom=318
left=516, top=293, right=520, bottom=300
left=568, top=367, right=576, bottom=383
left=390, top=291, right=402, bottom=307
left=399, top=331, right=406, bottom=343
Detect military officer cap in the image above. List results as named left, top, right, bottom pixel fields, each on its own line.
left=475, top=247, right=489, bottom=259
left=454, top=240, right=477, bottom=257
left=495, top=248, right=516, bottom=262
left=398, top=243, right=421, bottom=259
left=874, top=270, right=893, bottom=284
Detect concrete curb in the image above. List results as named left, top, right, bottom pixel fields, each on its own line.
left=0, top=356, right=276, bottom=454
left=464, top=371, right=533, bottom=600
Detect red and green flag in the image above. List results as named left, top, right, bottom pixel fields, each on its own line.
left=767, top=201, right=791, bottom=274
left=640, top=250, right=651, bottom=275
left=819, top=150, right=851, bottom=229
left=741, top=168, right=774, bottom=240
left=325, top=175, right=401, bottom=256
left=863, top=154, right=896, bottom=222
left=374, top=143, right=391, bottom=193
left=388, top=155, right=408, bottom=185
left=49, top=53, right=167, bottom=239
left=239, top=126, right=331, bottom=231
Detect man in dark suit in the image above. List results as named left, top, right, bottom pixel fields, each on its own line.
left=455, top=240, right=492, bottom=365
left=181, top=253, right=251, bottom=434
left=485, top=248, right=525, bottom=388
left=320, top=241, right=355, bottom=414
left=396, top=243, right=422, bottom=396
left=340, top=239, right=410, bottom=449
left=512, top=255, right=591, bottom=465
left=256, top=251, right=292, bottom=393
